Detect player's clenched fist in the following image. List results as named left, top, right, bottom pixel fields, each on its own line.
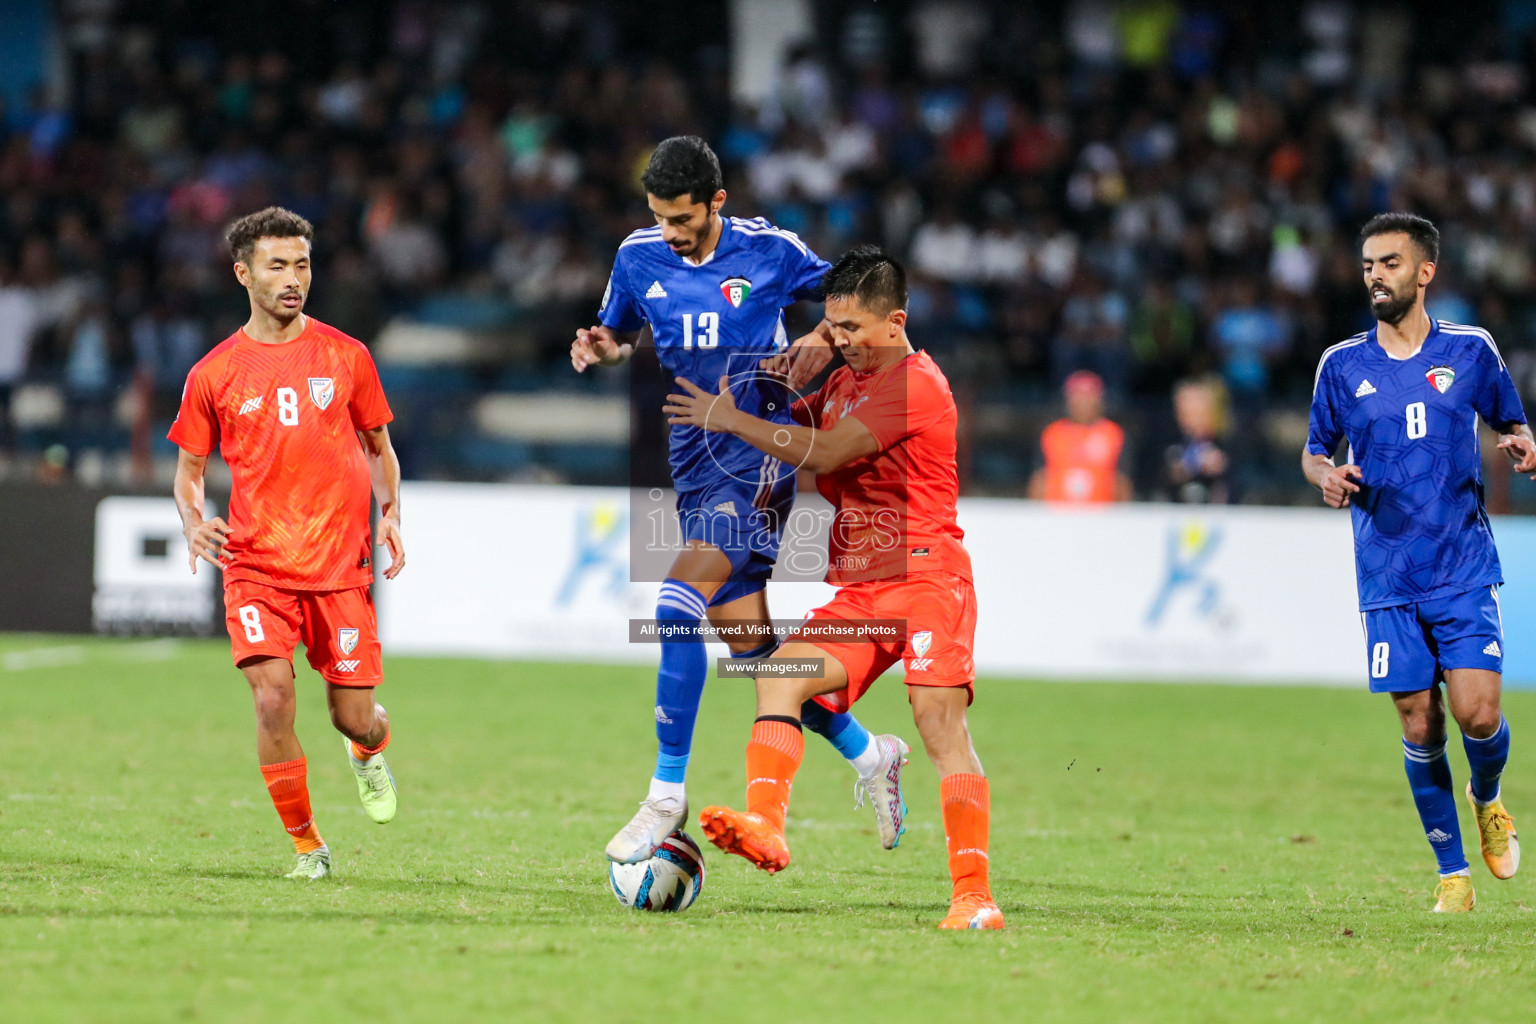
left=1320, top=464, right=1363, bottom=508
left=184, top=516, right=233, bottom=573
left=571, top=325, right=629, bottom=372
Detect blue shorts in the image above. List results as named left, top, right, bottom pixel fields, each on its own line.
left=675, top=465, right=796, bottom=608
left=1361, top=586, right=1504, bottom=693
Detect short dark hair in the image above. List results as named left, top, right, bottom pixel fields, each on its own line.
left=821, top=244, right=908, bottom=316
left=640, top=136, right=723, bottom=205
left=1360, top=212, right=1440, bottom=264
left=226, top=206, right=314, bottom=265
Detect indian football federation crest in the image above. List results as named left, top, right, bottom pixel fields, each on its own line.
left=309, top=377, right=336, bottom=410
left=911, top=630, right=933, bottom=657
left=338, top=627, right=359, bottom=655
left=720, top=277, right=752, bottom=308
left=1426, top=365, right=1455, bottom=394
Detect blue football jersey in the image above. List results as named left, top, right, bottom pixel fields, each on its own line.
left=599, top=216, right=831, bottom=491
left=1307, top=319, right=1527, bottom=610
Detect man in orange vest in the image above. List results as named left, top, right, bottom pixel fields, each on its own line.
left=1027, top=370, right=1132, bottom=503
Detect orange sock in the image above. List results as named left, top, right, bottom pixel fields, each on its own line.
left=260, top=757, right=325, bottom=854
left=745, top=718, right=804, bottom=831
left=941, top=773, right=991, bottom=899
left=350, top=723, right=389, bottom=761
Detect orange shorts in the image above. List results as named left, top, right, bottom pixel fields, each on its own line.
left=224, top=579, right=382, bottom=687
left=791, top=572, right=977, bottom=713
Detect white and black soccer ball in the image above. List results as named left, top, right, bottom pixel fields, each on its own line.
left=608, top=830, right=706, bottom=912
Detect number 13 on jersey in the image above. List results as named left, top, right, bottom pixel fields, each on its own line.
left=681, top=312, right=718, bottom=349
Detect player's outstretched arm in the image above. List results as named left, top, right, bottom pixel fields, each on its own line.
left=361, top=424, right=405, bottom=579
left=570, top=324, right=639, bottom=373
left=1302, top=451, right=1362, bottom=509
left=1495, top=422, right=1536, bottom=479
left=664, top=375, right=880, bottom=474
left=172, top=448, right=232, bottom=574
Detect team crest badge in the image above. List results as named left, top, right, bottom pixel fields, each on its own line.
left=309, top=377, right=335, bottom=410
left=720, top=277, right=752, bottom=308
left=1426, top=365, right=1455, bottom=394
left=338, top=627, right=359, bottom=655
left=911, top=630, right=933, bottom=657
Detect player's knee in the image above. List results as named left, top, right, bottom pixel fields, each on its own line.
left=250, top=684, right=295, bottom=727
left=1399, top=711, right=1443, bottom=747
left=327, top=700, right=373, bottom=740
left=1458, top=705, right=1503, bottom=740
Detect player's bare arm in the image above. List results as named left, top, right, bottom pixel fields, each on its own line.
left=1495, top=422, right=1536, bottom=478
left=571, top=324, right=640, bottom=372
left=760, top=319, right=836, bottom=390
left=361, top=423, right=406, bottom=579
left=1302, top=451, right=1363, bottom=509
left=664, top=375, right=880, bottom=474
left=172, top=448, right=232, bottom=572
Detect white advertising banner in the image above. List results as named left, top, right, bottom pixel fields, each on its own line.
left=379, top=484, right=1365, bottom=685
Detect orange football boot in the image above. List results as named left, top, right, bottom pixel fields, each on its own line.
left=1466, top=783, right=1521, bottom=880
left=938, top=892, right=1005, bottom=930
left=699, top=806, right=791, bottom=873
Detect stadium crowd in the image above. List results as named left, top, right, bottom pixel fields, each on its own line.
left=3, top=0, right=1536, bottom=503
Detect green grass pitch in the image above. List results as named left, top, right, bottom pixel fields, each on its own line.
left=2, top=633, right=1535, bottom=1022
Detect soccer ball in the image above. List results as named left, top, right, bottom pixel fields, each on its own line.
left=608, top=830, right=706, bottom=912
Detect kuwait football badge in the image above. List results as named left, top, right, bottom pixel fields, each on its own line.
left=720, top=277, right=751, bottom=308
left=1426, top=365, right=1456, bottom=393
left=309, top=377, right=335, bottom=410
left=338, top=627, right=359, bottom=655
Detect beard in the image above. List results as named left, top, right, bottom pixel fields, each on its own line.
left=1368, top=287, right=1415, bottom=325
left=264, top=291, right=306, bottom=322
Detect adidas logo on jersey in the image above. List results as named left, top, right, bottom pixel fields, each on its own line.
left=1484, top=640, right=1502, bottom=657
left=334, top=660, right=360, bottom=673
left=1355, top=379, right=1377, bottom=397
left=655, top=705, right=674, bottom=725
left=1426, top=828, right=1453, bottom=843
left=239, top=395, right=264, bottom=415
left=646, top=280, right=667, bottom=298
left=713, top=500, right=737, bottom=515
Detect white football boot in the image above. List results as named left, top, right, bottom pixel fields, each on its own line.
left=346, top=736, right=398, bottom=824
left=854, top=734, right=910, bottom=849
left=605, top=796, right=688, bottom=864
left=285, top=844, right=331, bottom=880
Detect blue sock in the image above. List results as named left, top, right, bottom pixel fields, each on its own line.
left=1403, top=739, right=1469, bottom=874
left=1464, top=717, right=1511, bottom=804
left=800, top=700, right=873, bottom=762
left=652, top=581, right=708, bottom=784
left=730, top=638, right=874, bottom=763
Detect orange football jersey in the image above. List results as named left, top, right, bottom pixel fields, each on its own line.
left=793, top=350, right=972, bottom=585
left=1039, top=418, right=1123, bottom=504
left=168, top=316, right=392, bottom=590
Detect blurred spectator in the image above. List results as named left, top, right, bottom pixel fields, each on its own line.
left=1209, top=280, right=1290, bottom=398
left=909, top=203, right=977, bottom=283
left=1055, top=271, right=1130, bottom=393
left=1028, top=371, right=1132, bottom=504
left=1163, top=378, right=1232, bottom=504
left=0, top=254, right=39, bottom=450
